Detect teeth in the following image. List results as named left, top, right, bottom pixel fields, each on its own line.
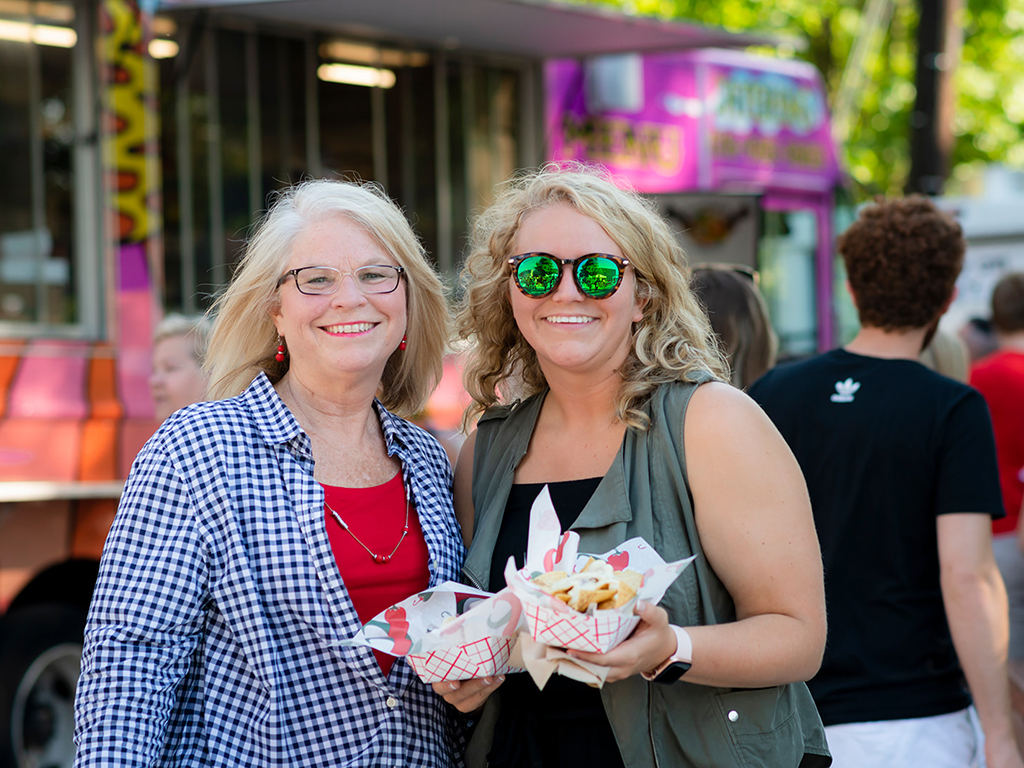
left=547, top=316, right=594, bottom=324
left=325, top=322, right=374, bottom=333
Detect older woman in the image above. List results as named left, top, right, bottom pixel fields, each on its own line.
left=74, top=180, right=466, bottom=766
left=435, top=166, right=829, bottom=768
left=149, top=313, right=213, bottom=421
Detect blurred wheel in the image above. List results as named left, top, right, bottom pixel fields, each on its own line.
left=0, top=605, right=86, bottom=768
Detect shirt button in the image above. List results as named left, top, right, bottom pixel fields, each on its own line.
left=728, top=710, right=740, bottom=722
left=386, top=696, right=398, bottom=709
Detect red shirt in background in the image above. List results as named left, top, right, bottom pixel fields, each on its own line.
left=323, top=474, right=430, bottom=675
left=970, top=349, right=1024, bottom=535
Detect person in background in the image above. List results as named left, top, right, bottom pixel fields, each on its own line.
left=963, top=316, right=1001, bottom=363
left=149, top=313, right=213, bottom=421
left=74, top=179, right=466, bottom=766
left=749, top=197, right=1023, bottom=768
left=436, top=166, right=830, bottom=768
left=920, top=326, right=971, bottom=383
left=971, top=273, right=1024, bottom=668
left=690, top=264, right=778, bottom=389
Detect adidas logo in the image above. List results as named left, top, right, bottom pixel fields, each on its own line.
left=830, top=378, right=860, bottom=403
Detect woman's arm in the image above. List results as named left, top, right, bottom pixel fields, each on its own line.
left=682, top=382, right=826, bottom=686
left=74, top=441, right=207, bottom=765
left=453, top=429, right=478, bottom=547
left=939, top=513, right=1024, bottom=768
left=574, top=382, right=826, bottom=687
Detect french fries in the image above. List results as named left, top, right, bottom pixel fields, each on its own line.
left=530, top=557, right=643, bottom=612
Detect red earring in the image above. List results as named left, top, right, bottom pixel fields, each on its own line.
left=399, top=335, right=407, bottom=351
left=275, top=337, right=285, bottom=362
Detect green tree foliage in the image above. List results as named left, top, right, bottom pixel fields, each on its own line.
left=955, top=0, right=1024, bottom=185
left=575, top=0, right=1024, bottom=199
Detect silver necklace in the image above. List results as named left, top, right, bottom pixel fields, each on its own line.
left=326, top=492, right=410, bottom=565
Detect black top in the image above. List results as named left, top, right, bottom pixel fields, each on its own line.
left=486, top=478, right=625, bottom=768
left=749, top=348, right=1003, bottom=726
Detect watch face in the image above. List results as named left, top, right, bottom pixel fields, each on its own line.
left=654, top=660, right=691, bottom=685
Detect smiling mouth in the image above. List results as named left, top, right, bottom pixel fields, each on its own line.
left=323, top=322, right=376, bottom=334
left=545, top=316, right=595, bottom=324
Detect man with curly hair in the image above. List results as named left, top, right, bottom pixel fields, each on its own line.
left=749, top=197, right=1023, bottom=768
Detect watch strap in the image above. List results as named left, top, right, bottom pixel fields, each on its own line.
left=642, top=625, right=692, bottom=683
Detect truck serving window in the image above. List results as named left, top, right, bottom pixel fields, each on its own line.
left=0, top=1, right=99, bottom=336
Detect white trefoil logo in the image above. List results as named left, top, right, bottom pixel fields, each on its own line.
left=830, top=378, right=861, bottom=403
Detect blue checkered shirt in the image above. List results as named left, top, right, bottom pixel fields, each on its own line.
left=74, top=373, right=467, bottom=767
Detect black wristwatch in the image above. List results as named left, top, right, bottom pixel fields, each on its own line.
left=651, top=659, right=691, bottom=684
left=642, top=625, right=692, bottom=684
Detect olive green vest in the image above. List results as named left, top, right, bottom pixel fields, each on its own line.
left=463, top=379, right=831, bottom=768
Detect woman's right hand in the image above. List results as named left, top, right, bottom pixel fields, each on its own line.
left=431, top=675, right=505, bottom=713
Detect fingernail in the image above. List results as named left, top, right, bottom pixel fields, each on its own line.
left=497, top=675, right=505, bottom=682
left=448, top=682, right=459, bottom=691
left=482, top=677, right=493, bottom=685
left=636, top=600, right=647, bottom=610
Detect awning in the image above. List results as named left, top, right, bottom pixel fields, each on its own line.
left=155, top=0, right=783, bottom=58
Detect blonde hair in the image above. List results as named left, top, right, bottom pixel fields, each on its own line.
left=457, top=164, right=727, bottom=430
left=206, top=179, right=450, bottom=417
left=154, top=313, right=213, bottom=366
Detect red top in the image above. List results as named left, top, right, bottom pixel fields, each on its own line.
left=323, top=474, right=430, bottom=675
left=970, top=350, right=1024, bottom=535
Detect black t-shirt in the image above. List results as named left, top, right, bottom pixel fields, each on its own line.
left=748, top=348, right=1003, bottom=726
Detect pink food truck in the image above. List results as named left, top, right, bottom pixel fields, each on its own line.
left=546, top=48, right=849, bottom=356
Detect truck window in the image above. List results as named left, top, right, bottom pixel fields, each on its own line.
left=0, top=2, right=95, bottom=334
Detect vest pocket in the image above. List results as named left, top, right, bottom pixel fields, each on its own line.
left=715, top=686, right=794, bottom=735
left=715, top=686, right=802, bottom=767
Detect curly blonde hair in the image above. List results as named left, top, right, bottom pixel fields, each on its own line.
left=457, top=164, right=727, bottom=430
left=206, top=179, right=450, bottom=417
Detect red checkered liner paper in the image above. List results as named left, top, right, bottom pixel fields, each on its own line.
left=524, top=599, right=637, bottom=653
left=407, top=635, right=517, bottom=683
left=505, top=485, right=695, bottom=655
left=345, top=582, right=526, bottom=683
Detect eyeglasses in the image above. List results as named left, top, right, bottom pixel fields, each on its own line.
left=508, top=253, right=630, bottom=299
left=277, top=265, right=405, bottom=296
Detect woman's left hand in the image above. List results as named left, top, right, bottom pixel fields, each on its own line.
left=567, top=600, right=678, bottom=683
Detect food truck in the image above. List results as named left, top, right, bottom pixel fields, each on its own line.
left=0, top=1, right=789, bottom=765
left=546, top=48, right=848, bottom=355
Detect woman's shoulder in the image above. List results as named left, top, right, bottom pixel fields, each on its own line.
left=652, top=378, right=764, bottom=439
left=477, top=391, right=545, bottom=426
left=150, top=396, right=261, bottom=458
left=652, top=374, right=728, bottom=412
left=470, top=392, right=546, bottom=462
left=167, top=393, right=252, bottom=428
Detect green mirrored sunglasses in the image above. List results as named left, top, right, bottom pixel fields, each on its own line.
left=508, top=253, right=630, bottom=299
